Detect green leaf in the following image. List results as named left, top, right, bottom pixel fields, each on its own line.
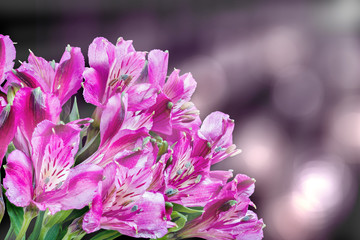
left=44, top=224, right=61, bottom=240
left=89, top=230, right=122, bottom=240
left=64, top=206, right=89, bottom=223
left=75, top=132, right=100, bottom=164
left=28, top=211, right=45, bottom=240
left=168, top=211, right=187, bottom=233
left=60, top=97, right=72, bottom=122
left=69, top=97, right=80, bottom=122
left=44, top=209, right=72, bottom=228
left=57, top=227, right=68, bottom=240
left=3, top=187, right=24, bottom=235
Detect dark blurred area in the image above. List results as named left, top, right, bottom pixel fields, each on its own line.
left=2, top=0, right=360, bottom=239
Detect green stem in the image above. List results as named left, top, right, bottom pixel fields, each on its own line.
left=15, top=209, right=36, bottom=240
left=38, top=225, right=50, bottom=240
left=61, top=229, right=86, bottom=240
left=61, top=231, right=72, bottom=240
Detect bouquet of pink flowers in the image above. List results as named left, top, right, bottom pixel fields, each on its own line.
left=0, top=34, right=264, bottom=240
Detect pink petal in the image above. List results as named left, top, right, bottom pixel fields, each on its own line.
left=34, top=134, right=75, bottom=193
left=126, top=192, right=169, bottom=239
left=178, top=176, right=224, bottom=207
left=105, top=51, right=146, bottom=99
left=12, top=88, right=61, bottom=156
left=88, top=37, right=115, bottom=76
left=163, top=69, right=197, bottom=103
left=3, top=150, right=33, bottom=207
left=148, top=50, right=168, bottom=87
left=0, top=35, right=16, bottom=84
left=6, top=67, right=43, bottom=90
left=121, top=111, right=153, bottom=131
left=101, top=192, right=169, bottom=239
left=84, top=128, right=149, bottom=167
left=150, top=93, right=172, bottom=135
left=83, top=163, right=117, bottom=233
left=195, top=111, right=240, bottom=164
left=198, top=111, right=234, bottom=146
left=83, top=67, right=104, bottom=106
left=82, top=186, right=103, bottom=233
left=100, top=93, right=127, bottom=146
left=115, top=37, right=136, bottom=55
left=53, top=46, right=85, bottom=105
left=31, top=120, right=80, bottom=183
left=27, top=51, right=56, bottom=91
left=34, top=164, right=103, bottom=214
left=126, top=83, right=158, bottom=111
left=171, top=101, right=201, bottom=134
left=111, top=165, right=152, bottom=209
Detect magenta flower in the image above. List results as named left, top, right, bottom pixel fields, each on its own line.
left=3, top=120, right=103, bottom=214
left=160, top=135, right=222, bottom=207
left=193, top=111, right=242, bottom=164
left=6, top=45, right=84, bottom=105
left=83, top=37, right=147, bottom=107
left=83, top=163, right=172, bottom=238
left=173, top=175, right=264, bottom=240
left=83, top=93, right=154, bottom=167
left=0, top=34, right=16, bottom=88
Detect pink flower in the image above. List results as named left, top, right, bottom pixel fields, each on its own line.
left=174, top=175, right=264, bottom=240
left=83, top=93, right=154, bottom=167
left=83, top=37, right=147, bottom=107
left=148, top=63, right=200, bottom=137
left=6, top=45, right=84, bottom=105
left=193, top=111, right=242, bottom=164
left=3, top=120, right=103, bottom=214
left=83, top=163, right=172, bottom=238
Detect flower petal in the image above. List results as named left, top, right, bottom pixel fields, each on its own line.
left=12, top=88, right=61, bottom=156
left=3, top=150, right=33, bottom=207
left=31, top=120, right=81, bottom=184
left=150, top=93, right=172, bottom=135
left=88, top=37, right=115, bottom=75
left=163, top=69, right=197, bottom=103
left=27, top=51, right=56, bottom=91
left=148, top=50, right=168, bottom=87
left=105, top=51, right=146, bottom=98
left=83, top=67, right=104, bottom=106
left=0, top=34, right=16, bottom=84
left=126, top=83, right=158, bottom=111
left=34, top=163, right=103, bottom=214
left=35, top=134, right=75, bottom=193
left=53, top=46, right=85, bottom=105
left=82, top=186, right=103, bottom=233
left=100, top=93, right=127, bottom=146
left=100, top=192, right=169, bottom=239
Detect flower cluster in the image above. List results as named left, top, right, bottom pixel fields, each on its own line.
left=0, top=34, right=264, bottom=240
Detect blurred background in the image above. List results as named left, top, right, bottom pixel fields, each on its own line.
left=2, top=0, right=360, bottom=239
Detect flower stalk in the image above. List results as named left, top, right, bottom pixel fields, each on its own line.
left=15, top=206, right=38, bottom=240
